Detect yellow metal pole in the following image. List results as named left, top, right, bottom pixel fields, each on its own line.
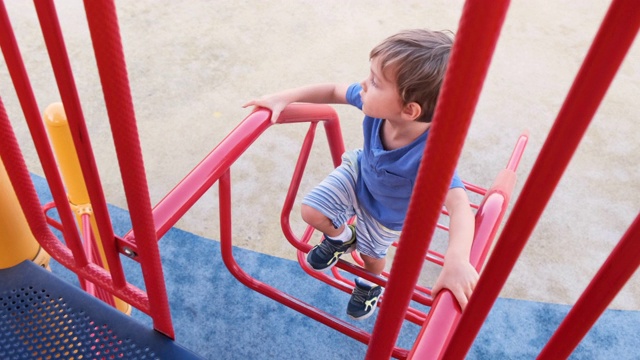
left=43, top=102, right=130, bottom=315
left=0, top=158, right=51, bottom=269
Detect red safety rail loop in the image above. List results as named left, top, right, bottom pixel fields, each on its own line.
left=278, top=117, right=435, bottom=310
left=443, top=0, right=640, bottom=358
left=212, top=106, right=408, bottom=359
left=219, top=170, right=408, bottom=359
left=271, top=31, right=529, bottom=360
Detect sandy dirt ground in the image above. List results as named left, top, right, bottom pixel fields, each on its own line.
left=1, top=1, right=638, bottom=310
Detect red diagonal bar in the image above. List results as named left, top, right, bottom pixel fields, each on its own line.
left=538, top=212, right=640, bottom=359
left=83, top=0, right=173, bottom=338
left=366, top=1, right=511, bottom=359
left=443, top=0, right=640, bottom=358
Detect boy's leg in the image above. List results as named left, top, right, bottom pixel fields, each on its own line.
left=302, top=150, right=360, bottom=271
left=347, top=257, right=386, bottom=320
left=301, top=204, right=345, bottom=238
left=360, top=253, right=385, bottom=275
left=347, top=211, right=399, bottom=320
left=303, top=204, right=357, bottom=270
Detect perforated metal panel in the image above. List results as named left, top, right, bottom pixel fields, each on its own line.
left=0, top=261, right=202, bottom=360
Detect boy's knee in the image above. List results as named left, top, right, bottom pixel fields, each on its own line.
left=301, top=204, right=323, bottom=225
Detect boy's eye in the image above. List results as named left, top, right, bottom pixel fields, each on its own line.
left=370, top=77, right=377, bottom=87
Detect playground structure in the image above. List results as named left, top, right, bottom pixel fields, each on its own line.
left=1, top=0, right=639, bottom=359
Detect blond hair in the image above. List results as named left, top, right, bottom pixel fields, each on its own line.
left=370, top=29, right=453, bottom=122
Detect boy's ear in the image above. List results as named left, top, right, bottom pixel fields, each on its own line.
left=402, top=102, right=422, bottom=121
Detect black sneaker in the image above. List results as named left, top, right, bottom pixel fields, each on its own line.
left=347, top=277, right=383, bottom=320
left=306, top=225, right=356, bottom=271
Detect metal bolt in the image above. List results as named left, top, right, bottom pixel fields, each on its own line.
left=122, top=247, right=137, bottom=258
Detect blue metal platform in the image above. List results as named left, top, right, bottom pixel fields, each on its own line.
left=0, top=260, right=203, bottom=360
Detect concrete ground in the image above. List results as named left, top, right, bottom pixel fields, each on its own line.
left=2, top=1, right=638, bottom=311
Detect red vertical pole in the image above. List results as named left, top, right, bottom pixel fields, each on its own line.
left=365, top=1, right=510, bottom=358
left=442, top=1, right=640, bottom=358
left=33, top=0, right=126, bottom=287
left=538, top=213, right=640, bottom=359
left=82, top=0, right=174, bottom=338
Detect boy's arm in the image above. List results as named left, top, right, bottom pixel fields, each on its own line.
left=431, top=187, right=479, bottom=311
left=243, top=83, right=350, bottom=123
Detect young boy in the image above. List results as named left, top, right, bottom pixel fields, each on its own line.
left=244, top=29, right=478, bottom=320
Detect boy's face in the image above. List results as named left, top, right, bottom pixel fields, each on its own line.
left=359, top=57, right=405, bottom=121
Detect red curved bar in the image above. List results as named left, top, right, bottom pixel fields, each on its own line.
left=0, top=106, right=151, bottom=314
left=218, top=170, right=410, bottom=359
left=0, top=0, right=89, bottom=270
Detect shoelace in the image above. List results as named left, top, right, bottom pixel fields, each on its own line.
left=351, top=285, right=370, bottom=304
left=316, top=239, right=343, bottom=258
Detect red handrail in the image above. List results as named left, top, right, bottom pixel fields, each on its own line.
left=146, top=103, right=342, bottom=243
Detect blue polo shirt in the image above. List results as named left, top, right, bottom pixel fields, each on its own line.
left=346, top=83, right=464, bottom=230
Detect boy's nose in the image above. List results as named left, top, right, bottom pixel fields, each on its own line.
left=360, top=79, right=367, bottom=91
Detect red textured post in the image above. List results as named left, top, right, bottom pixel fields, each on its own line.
left=538, top=213, right=640, bottom=359
left=442, top=1, right=640, bottom=358
left=365, top=1, right=510, bottom=359
left=83, top=0, right=173, bottom=338
left=33, top=0, right=127, bottom=288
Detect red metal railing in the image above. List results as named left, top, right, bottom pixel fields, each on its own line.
left=2, top=0, right=638, bottom=358
left=208, top=103, right=526, bottom=358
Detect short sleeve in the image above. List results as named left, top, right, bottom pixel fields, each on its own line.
left=450, top=171, right=466, bottom=190
left=345, top=83, right=363, bottom=110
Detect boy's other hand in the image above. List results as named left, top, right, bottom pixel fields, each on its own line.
left=431, top=258, right=479, bottom=311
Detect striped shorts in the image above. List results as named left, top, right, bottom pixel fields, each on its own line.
left=302, top=149, right=401, bottom=259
